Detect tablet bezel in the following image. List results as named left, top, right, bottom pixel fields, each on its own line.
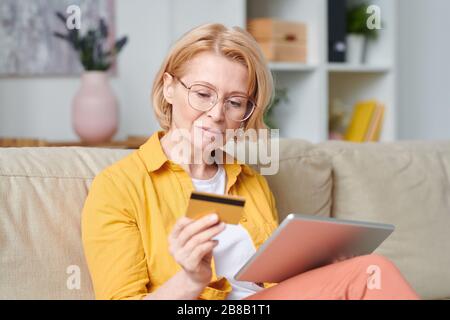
left=234, top=213, right=395, bottom=283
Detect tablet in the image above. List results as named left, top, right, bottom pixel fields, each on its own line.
left=234, top=213, right=395, bottom=283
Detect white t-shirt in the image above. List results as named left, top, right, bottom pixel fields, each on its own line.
left=191, top=164, right=264, bottom=300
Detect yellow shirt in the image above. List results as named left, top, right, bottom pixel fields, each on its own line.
left=81, top=130, right=279, bottom=300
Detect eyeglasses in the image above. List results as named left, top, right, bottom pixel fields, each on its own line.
left=171, top=74, right=256, bottom=123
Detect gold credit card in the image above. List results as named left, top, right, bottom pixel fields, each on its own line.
left=185, top=191, right=246, bottom=225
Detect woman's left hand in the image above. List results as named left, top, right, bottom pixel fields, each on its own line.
left=332, top=254, right=355, bottom=264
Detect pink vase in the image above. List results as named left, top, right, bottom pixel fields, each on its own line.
left=72, top=71, right=118, bottom=143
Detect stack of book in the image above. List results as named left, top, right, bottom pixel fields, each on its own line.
left=344, top=100, right=385, bottom=142
left=247, top=18, right=307, bottom=63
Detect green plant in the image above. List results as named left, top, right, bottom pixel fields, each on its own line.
left=264, top=88, right=288, bottom=129
left=346, top=3, right=380, bottom=39
left=53, top=12, right=128, bottom=71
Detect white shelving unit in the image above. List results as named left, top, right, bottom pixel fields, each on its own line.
left=169, top=0, right=398, bottom=142
left=268, top=62, right=317, bottom=72
left=327, top=63, right=392, bottom=73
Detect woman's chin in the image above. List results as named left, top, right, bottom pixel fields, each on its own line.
left=189, top=141, right=221, bottom=162
left=191, top=133, right=222, bottom=149
left=200, top=141, right=221, bottom=154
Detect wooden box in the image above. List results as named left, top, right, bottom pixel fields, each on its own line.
left=258, top=41, right=307, bottom=62
left=247, top=18, right=307, bottom=62
left=247, top=18, right=307, bottom=43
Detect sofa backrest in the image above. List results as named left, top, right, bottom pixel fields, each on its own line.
left=317, top=140, right=450, bottom=300
left=1, top=139, right=449, bottom=300
left=0, top=140, right=332, bottom=299
left=0, top=147, right=131, bottom=299
left=253, top=138, right=333, bottom=221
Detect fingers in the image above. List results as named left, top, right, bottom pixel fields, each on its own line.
left=177, top=213, right=221, bottom=247
left=168, top=213, right=224, bottom=274
left=169, top=216, right=193, bottom=242
left=187, top=240, right=219, bottom=270
left=184, top=221, right=225, bottom=251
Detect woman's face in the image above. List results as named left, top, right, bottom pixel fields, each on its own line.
left=163, top=51, right=249, bottom=155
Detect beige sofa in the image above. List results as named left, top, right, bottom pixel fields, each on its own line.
left=1, top=139, right=449, bottom=300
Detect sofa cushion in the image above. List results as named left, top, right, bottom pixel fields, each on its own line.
left=0, top=147, right=131, bottom=299
left=318, top=140, right=450, bottom=300
left=251, top=138, right=333, bottom=222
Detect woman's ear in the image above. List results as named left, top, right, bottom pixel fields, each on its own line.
left=162, top=72, right=175, bottom=103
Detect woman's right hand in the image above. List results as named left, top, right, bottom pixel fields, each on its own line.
left=168, top=213, right=226, bottom=287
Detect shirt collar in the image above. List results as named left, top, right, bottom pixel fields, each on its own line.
left=138, top=130, right=255, bottom=177
left=138, top=130, right=168, bottom=172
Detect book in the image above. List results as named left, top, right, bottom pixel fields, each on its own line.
left=364, top=103, right=385, bottom=141
left=344, top=100, right=378, bottom=142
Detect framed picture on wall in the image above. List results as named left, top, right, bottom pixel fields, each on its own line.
left=0, top=0, right=115, bottom=76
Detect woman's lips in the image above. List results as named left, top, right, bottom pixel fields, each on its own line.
left=197, top=126, right=223, bottom=135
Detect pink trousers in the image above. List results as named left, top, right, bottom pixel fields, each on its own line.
left=243, top=254, right=420, bottom=300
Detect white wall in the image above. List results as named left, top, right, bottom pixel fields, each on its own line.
left=2, top=0, right=450, bottom=141
left=0, top=0, right=171, bottom=141
left=398, top=0, right=450, bottom=140
left=0, top=0, right=248, bottom=141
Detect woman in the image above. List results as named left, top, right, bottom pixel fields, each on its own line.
left=81, top=23, right=419, bottom=300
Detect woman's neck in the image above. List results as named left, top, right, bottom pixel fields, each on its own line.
left=160, top=129, right=219, bottom=180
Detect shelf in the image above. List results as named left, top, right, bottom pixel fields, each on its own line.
left=0, top=136, right=149, bottom=149
left=269, top=62, right=317, bottom=72
left=169, top=0, right=397, bottom=142
left=327, top=63, right=392, bottom=73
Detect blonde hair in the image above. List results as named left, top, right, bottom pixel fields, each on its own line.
left=151, top=23, right=274, bottom=132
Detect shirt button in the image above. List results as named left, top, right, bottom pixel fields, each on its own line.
left=241, top=217, right=247, bottom=222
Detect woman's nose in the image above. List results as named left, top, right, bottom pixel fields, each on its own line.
left=206, top=99, right=226, bottom=121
